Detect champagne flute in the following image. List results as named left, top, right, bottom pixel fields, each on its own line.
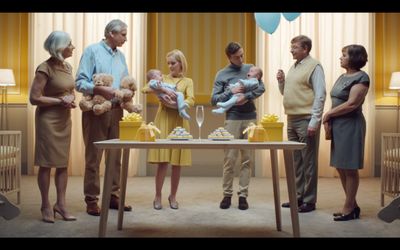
left=196, top=105, right=204, bottom=140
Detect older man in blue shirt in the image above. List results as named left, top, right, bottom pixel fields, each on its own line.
left=76, top=19, right=132, bottom=216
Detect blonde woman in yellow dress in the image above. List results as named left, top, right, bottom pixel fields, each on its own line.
left=142, top=49, right=194, bottom=210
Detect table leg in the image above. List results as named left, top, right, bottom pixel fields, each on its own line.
left=270, top=149, right=281, bottom=231
left=283, top=149, right=300, bottom=237
left=98, top=149, right=116, bottom=237
left=118, top=148, right=130, bottom=230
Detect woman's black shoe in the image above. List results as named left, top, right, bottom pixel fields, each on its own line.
left=333, top=206, right=360, bottom=218
left=333, top=207, right=359, bottom=221
left=354, top=206, right=361, bottom=218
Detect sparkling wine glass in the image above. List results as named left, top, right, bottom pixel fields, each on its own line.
left=196, top=105, right=204, bottom=140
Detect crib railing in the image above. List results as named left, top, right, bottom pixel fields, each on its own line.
left=381, top=133, right=400, bottom=206
left=0, top=131, right=21, bottom=204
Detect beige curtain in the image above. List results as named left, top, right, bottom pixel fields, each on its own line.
left=256, top=13, right=375, bottom=177
left=27, top=13, right=147, bottom=176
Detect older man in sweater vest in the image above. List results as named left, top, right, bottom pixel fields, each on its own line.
left=276, top=35, right=326, bottom=213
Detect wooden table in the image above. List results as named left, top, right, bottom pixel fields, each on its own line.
left=94, top=139, right=306, bottom=237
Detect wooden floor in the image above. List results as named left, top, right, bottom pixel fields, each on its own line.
left=0, top=176, right=399, bottom=237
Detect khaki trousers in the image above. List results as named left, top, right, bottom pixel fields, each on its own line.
left=222, top=119, right=256, bottom=198
left=82, top=108, right=123, bottom=202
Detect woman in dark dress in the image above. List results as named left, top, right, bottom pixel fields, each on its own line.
left=322, top=44, right=369, bottom=221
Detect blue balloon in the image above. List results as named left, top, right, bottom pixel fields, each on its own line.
left=254, top=13, right=281, bottom=34
left=282, top=13, right=301, bottom=22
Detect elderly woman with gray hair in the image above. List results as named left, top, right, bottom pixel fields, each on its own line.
left=30, top=31, right=77, bottom=223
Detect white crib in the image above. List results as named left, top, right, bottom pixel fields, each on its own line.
left=0, top=131, right=21, bottom=204
left=381, top=133, right=400, bottom=206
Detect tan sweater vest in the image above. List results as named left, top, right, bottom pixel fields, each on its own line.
left=283, top=56, right=320, bottom=115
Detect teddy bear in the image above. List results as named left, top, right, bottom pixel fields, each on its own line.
left=79, top=73, right=113, bottom=115
left=114, top=75, right=142, bottom=113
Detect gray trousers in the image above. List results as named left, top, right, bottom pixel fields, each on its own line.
left=287, top=116, right=320, bottom=204
left=223, top=119, right=256, bottom=198
left=82, top=108, right=123, bottom=202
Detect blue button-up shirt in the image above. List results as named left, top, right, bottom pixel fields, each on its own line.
left=75, top=40, right=129, bottom=95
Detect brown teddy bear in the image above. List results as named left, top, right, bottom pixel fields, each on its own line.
left=114, top=75, right=142, bottom=113
left=79, top=73, right=113, bottom=115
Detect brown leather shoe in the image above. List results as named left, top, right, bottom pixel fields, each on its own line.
left=86, top=202, right=101, bottom=216
left=109, top=195, right=132, bottom=212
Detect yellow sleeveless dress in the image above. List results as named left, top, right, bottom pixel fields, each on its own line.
left=142, top=74, right=195, bottom=166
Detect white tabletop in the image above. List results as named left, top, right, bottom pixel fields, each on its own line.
left=94, top=139, right=305, bottom=150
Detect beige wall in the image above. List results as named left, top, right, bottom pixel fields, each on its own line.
left=147, top=13, right=255, bottom=105
left=0, top=13, right=29, bottom=104
left=373, top=13, right=400, bottom=176
left=144, top=13, right=257, bottom=176
left=4, top=13, right=400, bottom=177
left=375, top=13, right=400, bottom=106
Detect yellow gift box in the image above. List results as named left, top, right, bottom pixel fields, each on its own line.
left=119, top=121, right=142, bottom=140
left=243, top=123, right=267, bottom=142
left=135, top=122, right=161, bottom=142
left=261, top=122, right=284, bottom=141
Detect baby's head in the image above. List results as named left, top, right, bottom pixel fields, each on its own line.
left=247, top=66, right=263, bottom=80
left=146, top=69, right=163, bottom=82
